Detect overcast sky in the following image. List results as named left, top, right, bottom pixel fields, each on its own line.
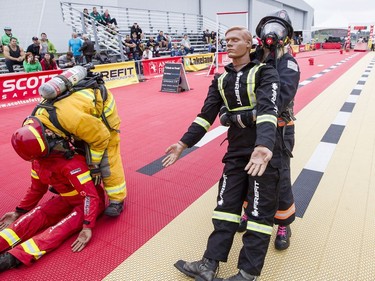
left=304, top=0, right=375, bottom=28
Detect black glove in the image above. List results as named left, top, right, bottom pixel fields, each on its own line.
left=89, top=165, right=102, bottom=186
left=229, top=110, right=256, bottom=128
left=219, top=105, right=232, bottom=126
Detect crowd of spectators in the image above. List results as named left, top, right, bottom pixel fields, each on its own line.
left=0, top=6, right=228, bottom=74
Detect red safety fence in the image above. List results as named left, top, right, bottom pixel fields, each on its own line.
left=141, top=56, right=183, bottom=78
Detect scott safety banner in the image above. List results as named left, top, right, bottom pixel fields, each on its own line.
left=0, top=69, right=62, bottom=109
left=183, top=53, right=214, bottom=71
left=94, top=61, right=139, bottom=89
left=141, top=56, right=183, bottom=77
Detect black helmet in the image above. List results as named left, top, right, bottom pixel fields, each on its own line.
left=256, top=10, right=294, bottom=40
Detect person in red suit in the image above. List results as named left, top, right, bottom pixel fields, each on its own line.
left=0, top=116, right=106, bottom=272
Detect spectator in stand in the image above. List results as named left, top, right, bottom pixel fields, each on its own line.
left=3, top=37, right=25, bottom=73
left=146, top=36, right=160, bottom=57
left=90, top=7, right=106, bottom=25
left=179, top=44, right=187, bottom=56
left=130, top=22, right=143, bottom=40
left=68, top=32, right=83, bottom=64
left=102, top=9, right=118, bottom=28
left=23, top=52, right=42, bottom=73
left=26, top=37, right=41, bottom=57
left=123, top=34, right=135, bottom=60
left=40, top=33, right=56, bottom=59
left=203, top=29, right=211, bottom=44
left=79, top=34, right=95, bottom=63
left=142, top=46, right=153, bottom=59
left=165, top=33, right=172, bottom=50
left=1, top=26, right=18, bottom=46
left=157, top=30, right=168, bottom=49
left=130, top=32, right=141, bottom=60
left=82, top=8, right=92, bottom=26
left=170, top=43, right=182, bottom=57
left=40, top=53, right=58, bottom=71
left=208, top=34, right=224, bottom=53
left=58, top=51, right=76, bottom=68
left=180, top=34, right=194, bottom=54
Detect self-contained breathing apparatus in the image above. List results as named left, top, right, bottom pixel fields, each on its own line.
left=30, top=64, right=112, bottom=160
left=255, top=9, right=294, bottom=51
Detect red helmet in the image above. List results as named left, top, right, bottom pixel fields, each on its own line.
left=11, top=116, right=50, bottom=161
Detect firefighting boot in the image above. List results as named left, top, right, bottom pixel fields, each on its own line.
left=237, top=213, right=247, bottom=233
left=104, top=202, right=124, bottom=217
left=0, top=253, right=21, bottom=272
left=174, top=257, right=219, bottom=281
left=274, top=225, right=291, bottom=250
left=214, top=269, right=258, bottom=281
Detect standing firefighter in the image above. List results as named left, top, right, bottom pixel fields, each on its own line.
left=33, top=65, right=126, bottom=217
left=238, top=10, right=300, bottom=251
left=163, top=26, right=281, bottom=281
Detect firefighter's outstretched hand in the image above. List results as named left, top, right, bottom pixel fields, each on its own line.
left=162, top=142, right=187, bottom=167
left=245, top=146, right=273, bottom=176
left=0, top=212, right=21, bottom=231
left=71, top=228, right=92, bottom=252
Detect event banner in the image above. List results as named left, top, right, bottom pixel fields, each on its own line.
left=141, top=56, right=183, bottom=77
left=94, top=61, right=139, bottom=89
left=183, top=53, right=214, bottom=71
left=0, top=69, right=62, bottom=109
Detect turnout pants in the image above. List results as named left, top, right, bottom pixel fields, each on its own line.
left=0, top=196, right=104, bottom=266
left=101, top=130, right=127, bottom=203
left=274, top=125, right=296, bottom=226
left=204, top=156, right=280, bottom=276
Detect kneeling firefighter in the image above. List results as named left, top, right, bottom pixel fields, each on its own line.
left=32, top=64, right=126, bottom=217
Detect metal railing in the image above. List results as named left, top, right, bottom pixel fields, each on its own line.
left=60, top=2, right=228, bottom=61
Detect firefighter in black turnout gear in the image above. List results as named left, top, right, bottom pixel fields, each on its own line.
left=163, top=26, right=281, bottom=281
left=238, top=9, right=300, bottom=252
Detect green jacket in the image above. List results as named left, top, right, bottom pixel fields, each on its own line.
left=1, top=33, right=18, bottom=46
left=23, top=61, right=42, bottom=73
left=47, top=40, right=57, bottom=54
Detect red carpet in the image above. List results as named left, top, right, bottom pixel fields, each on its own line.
left=0, top=49, right=366, bottom=280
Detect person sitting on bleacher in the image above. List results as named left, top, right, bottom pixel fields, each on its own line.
left=90, top=6, right=106, bottom=26
left=123, top=34, right=136, bottom=60
left=142, top=46, right=153, bottom=59
left=157, top=31, right=168, bottom=49
left=3, top=37, right=25, bottom=73
left=130, top=32, right=141, bottom=60
left=180, top=44, right=187, bottom=56
left=26, top=36, right=41, bottom=57
left=102, top=9, right=118, bottom=28
left=23, top=52, right=42, bottom=73
left=40, top=53, right=58, bottom=71
left=170, top=43, right=182, bottom=57
left=130, top=22, right=143, bottom=40
left=58, top=51, right=76, bottom=69
left=1, top=26, right=18, bottom=46
left=146, top=36, right=160, bottom=57
left=203, top=29, right=211, bottom=44
left=180, top=34, right=194, bottom=54
left=165, top=33, right=172, bottom=50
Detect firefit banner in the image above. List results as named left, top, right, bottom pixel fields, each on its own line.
left=93, top=61, right=139, bottom=89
